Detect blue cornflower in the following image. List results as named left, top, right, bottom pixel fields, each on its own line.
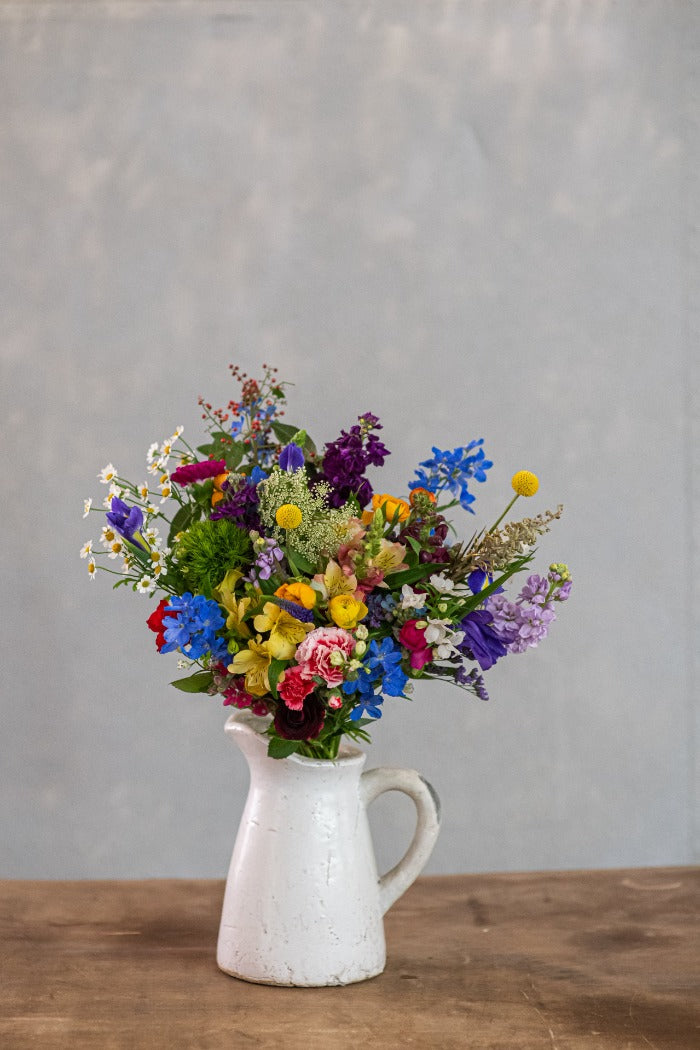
left=409, top=441, right=492, bottom=513
left=161, top=592, right=226, bottom=661
left=343, top=637, right=408, bottom=720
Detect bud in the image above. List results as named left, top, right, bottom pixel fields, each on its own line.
left=354, top=640, right=367, bottom=657
left=355, top=624, right=369, bottom=640
left=329, top=651, right=345, bottom=667
left=348, top=659, right=362, bottom=672
left=438, top=602, right=448, bottom=613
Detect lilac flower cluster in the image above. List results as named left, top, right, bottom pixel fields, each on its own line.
left=161, top=592, right=228, bottom=662
left=248, top=538, right=284, bottom=583
left=409, top=440, right=493, bottom=512
left=317, top=413, right=390, bottom=508
left=485, top=571, right=571, bottom=655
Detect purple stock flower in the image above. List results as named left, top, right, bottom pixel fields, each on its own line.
left=279, top=443, right=305, bottom=472
left=486, top=592, right=556, bottom=654
left=210, top=477, right=262, bottom=531
left=248, top=538, right=284, bottom=582
left=317, top=415, right=390, bottom=508
left=106, top=497, right=146, bottom=550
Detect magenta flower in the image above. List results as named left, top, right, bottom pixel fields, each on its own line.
left=171, top=460, right=227, bottom=485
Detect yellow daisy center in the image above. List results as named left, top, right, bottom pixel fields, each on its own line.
left=276, top=503, right=303, bottom=529
left=511, top=470, right=539, bottom=497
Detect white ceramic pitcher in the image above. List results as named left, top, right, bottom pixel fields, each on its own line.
left=216, top=711, right=441, bottom=986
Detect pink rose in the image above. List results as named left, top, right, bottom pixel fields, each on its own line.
left=278, top=665, right=316, bottom=711
left=398, top=619, right=434, bottom=670
left=295, top=626, right=355, bottom=687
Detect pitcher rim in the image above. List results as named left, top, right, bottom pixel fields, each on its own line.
left=224, top=711, right=366, bottom=766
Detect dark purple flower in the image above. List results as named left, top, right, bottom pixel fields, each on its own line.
left=279, top=443, right=305, bottom=472
left=171, top=459, right=227, bottom=485
left=456, top=665, right=490, bottom=701
left=106, top=497, right=146, bottom=550
left=273, top=694, right=326, bottom=740
left=274, top=598, right=315, bottom=623
left=458, top=610, right=514, bottom=671
left=317, top=415, right=390, bottom=508
left=210, top=477, right=262, bottom=530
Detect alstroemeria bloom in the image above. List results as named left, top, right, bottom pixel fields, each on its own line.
left=328, top=594, right=368, bottom=630
left=398, top=619, right=433, bottom=670
left=365, top=539, right=409, bottom=578
left=313, top=560, right=359, bottom=601
left=295, top=626, right=355, bottom=686
left=229, top=637, right=273, bottom=696
left=253, top=602, right=313, bottom=660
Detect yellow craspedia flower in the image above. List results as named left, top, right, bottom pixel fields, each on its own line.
left=275, top=503, right=303, bottom=529
left=511, top=470, right=539, bottom=497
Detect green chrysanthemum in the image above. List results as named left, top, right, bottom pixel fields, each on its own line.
left=173, top=518, right=252, bottom=599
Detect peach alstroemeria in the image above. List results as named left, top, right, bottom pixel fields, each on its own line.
left=370, top=539, right=409, bottom=576
left=253, top=602, right=312, bottom=660
left=328, top=594, right=369, bottom=630
left=274, top=581, right=317, bottom=610
left=313, top=560, right=359, bottom=601
left=228, top=637, right=273, bottom=696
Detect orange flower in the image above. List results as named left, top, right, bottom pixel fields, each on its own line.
left=274, top=581, right=317, bottom=610
left=370, top=493, right=411, bottom=523
left=408, top=487, right=436, bottom=507
left=211, top=472, right=229, bottom=506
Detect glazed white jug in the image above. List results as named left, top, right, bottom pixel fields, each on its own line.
left=217, top=711, right=441, bottom=986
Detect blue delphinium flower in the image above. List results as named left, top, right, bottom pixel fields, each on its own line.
left=409, top=441, right=492, bottom=512
left=161, top=592, right=227, bottom=661
left=343, top=637, right=408, bottom=720
left=279, top=442, right=304, bottom=472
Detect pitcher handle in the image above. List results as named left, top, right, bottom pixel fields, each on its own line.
left=361, top=767, right=441, bottom=916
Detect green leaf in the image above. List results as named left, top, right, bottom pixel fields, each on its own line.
left=387, top=562, right=450, bottom=588
left=287, top=549, right=316, bottom=576
left=170, top=671, right=214, bottom=693
left=167, top=503, right=196, bottom=546
left=267, top=658, right=286, bottom=699
left=267, top=736, right=301, bottom=760
left=270, top=421, right=317, bottom=456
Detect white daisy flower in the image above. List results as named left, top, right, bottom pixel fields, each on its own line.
left=80, top=540, right=93, bottom=559
left=87, top=558, right=97, bottom=579
left=100, top=525, right=118, bottom=547
left=108, top=539, right=125, bottom=560
left=144, top=526, right=161, bottom=546
left=98, top=463, right=117, bottom=485
left=160, top=484, right=172, bottom=503
left=82, top=498, right=92, bottom=518
left=146, top=442, right=160, bottom=464
left=171, top=425, right=184, bottom=442
left=137, top=482, right=150, bottom=501
left=136, top=576, right=156, bottom=595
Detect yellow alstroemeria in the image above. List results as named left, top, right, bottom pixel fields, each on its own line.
left=328, top=594, right=368, bottom=630
left=253, top=602, right=312, bottom=660
left=370, top=539, right=409, bottom=576
left=313, top=559, right=359, bottom=601
left=215, top=568, right=243, bottom=608
left=228, top=637, right=273, bottom=696
left=214, top=569, right=252, bottom=638
left=274, top=581, right=317, bottom=610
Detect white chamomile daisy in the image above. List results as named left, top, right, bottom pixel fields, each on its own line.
left=137, top=482, right=150, bottom=501
left=136, top=576, right=156, bottom=595
left=148, top=549, right=166, bottom=575
left=147, top=442, right=160, bottom=464
left=80, top=540, right=93, bottom=559
left=82, top=498, right=92, bottom=518
left=144, top=526, right=161, bottom=547
left=101, top=525, right=118, bottom=547
left=108, top=539, right=125, bottom=560
left=87, top=557, right=97, bottom=579
left=171, top=425, right=184, bottom=442
left=160, top=484, right=172, bottom=503
left=98, top=463, right=117, bottom=485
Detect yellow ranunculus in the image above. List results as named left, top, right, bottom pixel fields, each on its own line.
left=328, top=594, right=369, bottom=630
left=371, top=493, right=411, bottom=523
left=274, top=581, right=317, bottom=610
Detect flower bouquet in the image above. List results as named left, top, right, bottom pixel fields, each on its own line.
left=82, top=364, right=571, bottom=760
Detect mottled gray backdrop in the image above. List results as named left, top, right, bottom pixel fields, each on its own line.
left=2, top=0, right=699, bottom=878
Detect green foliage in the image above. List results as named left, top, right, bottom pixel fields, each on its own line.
left=174, top=518, right=252, bottom=599
left=170, top=671, right=214, bottom=693
left=267, top=737, right=301, bottom=759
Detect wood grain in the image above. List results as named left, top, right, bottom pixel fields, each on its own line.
left=1, top=869, right=698, bottom=1049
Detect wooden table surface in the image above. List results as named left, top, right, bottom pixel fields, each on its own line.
left=1, top=868, right=698, bottom=1049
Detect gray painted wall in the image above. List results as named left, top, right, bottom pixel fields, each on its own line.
left=2, top=0, right=698, bottom=878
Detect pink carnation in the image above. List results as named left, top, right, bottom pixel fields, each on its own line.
left=295, top=626, right=355, bottom=687
left=278, top=665, right=316, bottom=711
left=170, top=459, right=227, bottom=485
